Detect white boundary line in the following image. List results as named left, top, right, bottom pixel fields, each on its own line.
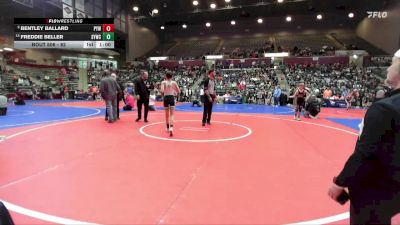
left=0, top=111, right=354, bottom=224
left=0, top=108, right=101, bottom=129
left=180, top=127, right=210, bottom=132
left=1, top=200, right=100, bottom=225
left=6, top=110, right=35, bottom=117
left=286, top=212, right=350, bottom=225
left=139, top=120, right=253, bottom=143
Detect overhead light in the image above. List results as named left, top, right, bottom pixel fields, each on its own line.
left=225, top=0, right=231, bottom=2
left=108, top=56, right=114, bottom=59
left=348, top=12, right=354, bottom=18
left=149, top=56, right=168, bottom=61
left=231, top=20, right=236, bottom=25
left=152, top=9, right=159, bottom=14
left=353, top=54, right=358, bottom=59
left=257, top=18, right=263, bottom=24
left=206, top=55, right=223, bottom=59
left=286, top=16, right=292, bottom=22
left=133, top=6, right=139, bottom=12
left=277, top=0, right=284, bottom=3
left=206, top=22, right=211, bottom=27
left=210, top=3, right=216, bottom=9
left=193, top=0, right=198, bottom=6
left=160, top=26, right=165, bottom=30
left=0, top=49, right=3, bottom=52
left=395, top=49, right=400, bottom=58
left=4, top=48, right=13, bottom=51
left=182, top=24, right=187, bottom=29
left=264, top=52, right=289, bottom=57
left=317, top=14, right=322, bottom=20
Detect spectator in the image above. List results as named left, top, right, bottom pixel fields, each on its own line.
left=100, top=70, right=121, bottom=123
left=0, top=93, right=7, bottom=116
left=328, top=51, right=400, bottom=225
left=273, top=85, right=282, bottom=107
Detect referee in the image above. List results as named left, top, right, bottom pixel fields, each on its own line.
left=202, top=70, right=216, bottom=126
left=328, top=50, right=400, bottom=224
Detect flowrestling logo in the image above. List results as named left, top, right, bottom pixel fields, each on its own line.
left=367, top=11, right=388, bottom=19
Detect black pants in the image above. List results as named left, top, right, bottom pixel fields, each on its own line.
left=349, top=189, right=400, bottom=225
left=137, top=98, right=149, bottom=120
left=202, top=99, right=213, bottom=123
left=117, top=98, right=121, bottom=119
left=105, top=98, right=122, bottom=119
left=0, top=108, right=6, bottom=116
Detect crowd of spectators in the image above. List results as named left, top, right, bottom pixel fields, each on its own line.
left=283, top=45, right=336, bottom=57
left=212, top=68, right=279, bottom=104
left=86, top=65, right=207, bottom=102
left=284, top=63, right=383, bottom=106
left=0, top=58, right=387, bottom=108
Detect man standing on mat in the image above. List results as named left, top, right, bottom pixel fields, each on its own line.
left=100, top=70, right=121, bottom=123
left=202, top=70, right=216, bottom=126
left=135, top=71, right=153, bottom=122
left=105, top=73, right=125, bottom=120
left=328, top=50, right=400, bottom=225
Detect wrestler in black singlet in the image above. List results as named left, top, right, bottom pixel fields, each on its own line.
left=296, top=89, right=307, bottom=112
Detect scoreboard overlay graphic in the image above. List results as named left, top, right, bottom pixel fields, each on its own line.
left=14, top=18, right=114, bottom=49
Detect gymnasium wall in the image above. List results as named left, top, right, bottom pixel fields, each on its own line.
left=127, top=18, right=160, bottom=60
left=356, top=2, right=400, bottom=55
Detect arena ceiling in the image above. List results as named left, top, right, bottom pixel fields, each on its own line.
left=130, top=0, right=395, bottom=26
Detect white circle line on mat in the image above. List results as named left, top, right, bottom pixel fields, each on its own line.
left=6, top=110, right=35, bottom=117
left=1, top=112, right=352, bottom=224
left=139, top=120, right=252, bottom=143
left=0, top=108, right=101, bottom=128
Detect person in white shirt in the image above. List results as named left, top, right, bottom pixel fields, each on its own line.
left=0, top=94, right=7, bottom=116
left=160, top=72, right=181, bottom=137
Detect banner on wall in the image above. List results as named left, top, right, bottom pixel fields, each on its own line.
left=63, top=3, right=73, bottom=18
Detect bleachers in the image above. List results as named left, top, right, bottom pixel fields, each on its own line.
left=148, top=42, right=176, bottom=56
left=331, top=32, right=387, bottom=55
left=8, top=64, right=78, bottom=90
left=222, top=37, right=270, bottom=52
left=275, top=34, right=334, bottom=52
left=151, top=32, right=387, bottom=57
left=168, top=39, right=220, bottom=58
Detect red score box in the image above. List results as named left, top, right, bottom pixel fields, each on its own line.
left=102, top=24, right=114, bottom=32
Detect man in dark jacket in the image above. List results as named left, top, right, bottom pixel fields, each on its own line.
left=100, top=70, right=121, bottom=123
left=202, top=70, right=216, bottom=126
left=329, top=53, right=400, bottom=224
left=135, top=71, right=153, bottom=122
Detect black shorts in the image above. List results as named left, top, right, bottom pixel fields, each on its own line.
left=296, top=99, right=305, bottom=111
left=163, top=95, right=175, bottom=107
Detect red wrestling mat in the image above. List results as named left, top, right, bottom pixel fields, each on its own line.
left=318, top=107, right=366, bottom=119
left=34, top=101, right=185, bottom=108
left=0, top=112, right=358, bottom=224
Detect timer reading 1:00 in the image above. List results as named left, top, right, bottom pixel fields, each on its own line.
left=98, top=41, right=113, bottom=48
